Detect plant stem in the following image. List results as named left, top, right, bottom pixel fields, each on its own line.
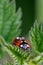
left=36, top=0, right=43, bottom=22
left=0, top=36, right=7, bottom=46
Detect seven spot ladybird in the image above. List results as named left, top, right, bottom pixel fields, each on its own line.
left=12, top=37, right=30, bottom=50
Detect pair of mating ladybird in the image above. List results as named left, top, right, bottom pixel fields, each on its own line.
left=12, top=37, right=30, bottom=50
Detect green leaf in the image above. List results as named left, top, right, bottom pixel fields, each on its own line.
left=0, top=0, right=22, bottom=43
left=0, top=36, right=30, bottom=65
left=0, top=36, right=43, bottom=65
left=29, top=20, right=43, bottom=53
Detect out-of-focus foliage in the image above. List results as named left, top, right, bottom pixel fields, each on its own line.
left=36, top=0, right=43, bottom=22
left=0, top=0, right=22, bottom=43
left=0, top=44, right=5, bottom=60
left=16, top=0, right=35, bottom=36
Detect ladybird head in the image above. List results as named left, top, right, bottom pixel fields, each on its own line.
left=19, top=40, right=30, bottom=50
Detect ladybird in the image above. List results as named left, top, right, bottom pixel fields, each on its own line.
left=12, top=37, right=30, bottom=50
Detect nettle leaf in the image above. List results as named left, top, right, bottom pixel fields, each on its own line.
left=0, top=0, right=22, bottom=43
left=29, top=20, right=43, bottom=53
left=0, top=0, right=30, bottom=65
left=0, top=36, right=30, bottom=65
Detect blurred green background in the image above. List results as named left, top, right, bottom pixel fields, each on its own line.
left=16, top=0, right=35, bottom=36
left=10, top=0, right=43, bottom=36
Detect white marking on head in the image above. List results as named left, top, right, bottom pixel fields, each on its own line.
left=20, top=45, right=23, bottom=47
left=16, top=37, right=19, bottom=39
